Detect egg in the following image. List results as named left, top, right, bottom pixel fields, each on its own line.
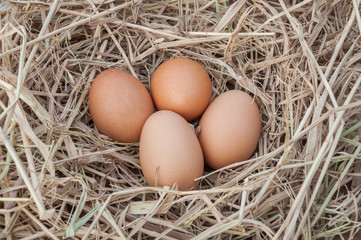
left=198, top=90, right=261, bottom=169
left=89, top=69, right=154, bottom=143
left=150, top=57, right=212, bottom=121
left=139, top=110, right=204, bottom=190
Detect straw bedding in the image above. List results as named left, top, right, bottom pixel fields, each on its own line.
left=0, top=0, right=361, bottom=239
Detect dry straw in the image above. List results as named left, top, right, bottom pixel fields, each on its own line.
left=0, top=0, right=361, bottom=239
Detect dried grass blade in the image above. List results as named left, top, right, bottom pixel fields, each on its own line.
left=0, top=24, right=27, bottom=122
left=0, top=197, right=30, bottom=202
left=0, top=2, right=132, bottom=58
left=279, top=74, right=361, bottom=238
left=310, top=75, right=361, bottom=226
left=102, top=207, right=127, bottom=240
left=0, top=128, right=14, bottom=182
left=279, top=0, right=339, bottom=108
left=22, top=0, right=60, bottom=80
left=214, top=0, right=246, bottom=32
left=0, top=126, right=55, bottom=220
left=352, top=0, right=361, bottom=35
left=21, top=207, right=59, bottom=240
left=0, top=80, right=52, bottom=125
left=81, top=195, right=112, bottom=240
left=65, top=180, right=97, bottom=238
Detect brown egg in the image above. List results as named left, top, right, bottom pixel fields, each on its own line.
left=198, top=90, right=261, bottom=169
left=89, top=69, right=154, bottom=143
left=139, top=110, right=204, bottom=190
left=150, top=57, right=212, bottom=121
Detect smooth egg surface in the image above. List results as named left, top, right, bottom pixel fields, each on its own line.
left=198, top=90, right=261, bottom=169
left=140, top=110, right=204, bottom=190
left=150, top=57, right=212, bottom=121
left=89, top=69, right=154, bottom=143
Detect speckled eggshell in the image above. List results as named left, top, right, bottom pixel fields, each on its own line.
left=198, top=90, right=261, bottom=169
left=139, top=110, right=204, bottom=190
left=150, top=57, right=212, bottom=121
left=89, top=69, right=154, bottom=143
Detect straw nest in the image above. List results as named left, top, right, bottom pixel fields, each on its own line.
left=1, top=0, right=361, bottom=239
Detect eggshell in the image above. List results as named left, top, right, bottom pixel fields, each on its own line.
left=198, top=90, right=261, bottom=169
left=140, top=110, right=204, bottom=190
left=150, top=57, right=212, bottom=121
left=89, top=69, right=154, bottom=143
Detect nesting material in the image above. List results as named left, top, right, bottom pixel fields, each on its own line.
left=0, top=0, right=361, bottom=239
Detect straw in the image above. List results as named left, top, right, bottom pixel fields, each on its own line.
left=1, top=0, right=360, bottom=239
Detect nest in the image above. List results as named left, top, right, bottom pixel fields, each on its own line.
left=1, top=0, right=361, bottom=239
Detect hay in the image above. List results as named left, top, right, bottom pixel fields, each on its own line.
left=0, top=0, right=361, bottom=239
